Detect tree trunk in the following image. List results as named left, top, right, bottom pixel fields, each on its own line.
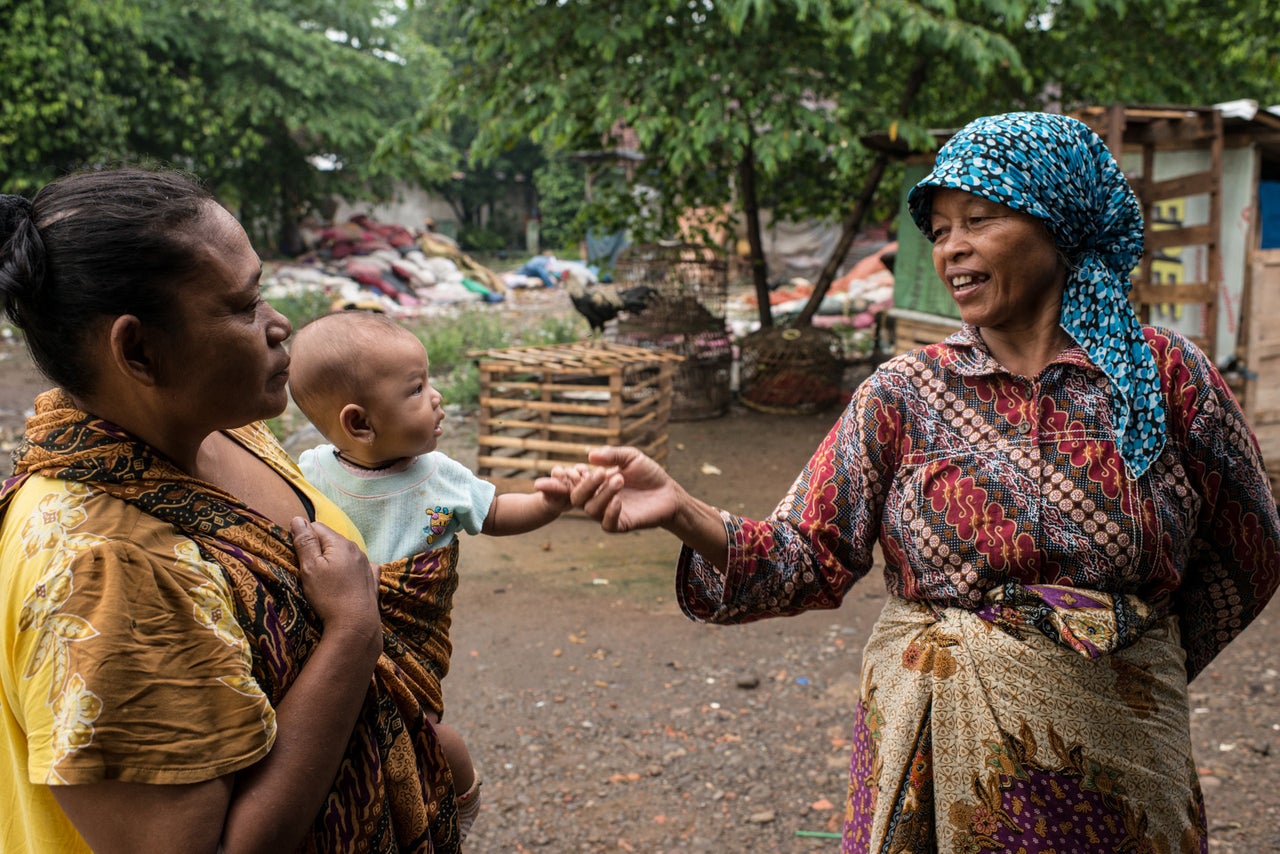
left=795, top=59, right=930, bottom=327
left=448, top=197, right=467, bottom=226
left=738, top=131, right=772, bottom=328
left=278, top=179, right=305, bottom=258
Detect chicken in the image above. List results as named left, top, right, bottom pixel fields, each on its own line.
left=562, top=267, right=657, bottom=334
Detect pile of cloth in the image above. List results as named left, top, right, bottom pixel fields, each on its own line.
left=729, top=241, right=896, bottom=335
left=263, top=214, right=508, bottom=315
left=502, top=253, right=603, bottom=290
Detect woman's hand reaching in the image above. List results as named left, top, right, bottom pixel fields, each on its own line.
left=558, top=446, right=732, bottom=567
left=559, top=446, right=679, bottom=533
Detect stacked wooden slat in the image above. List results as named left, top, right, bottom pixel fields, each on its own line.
left=471, top=341, right=682, bottom=492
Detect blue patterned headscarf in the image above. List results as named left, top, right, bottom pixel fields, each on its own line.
left=906, top=111, right=1164, bottom=479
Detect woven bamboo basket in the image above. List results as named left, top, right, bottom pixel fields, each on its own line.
left=612, top=242, right=729, bottom=332
left=737, top=325, right=846, bottom=415
left=614, top=326, right=733, bottom=421
left=612, top=242, right=732, bottom=419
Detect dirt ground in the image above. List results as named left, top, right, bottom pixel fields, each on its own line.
left=2, top=310, right=1279, bottom=851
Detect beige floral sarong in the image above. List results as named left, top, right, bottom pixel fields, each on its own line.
left=844, top=595, right=1206, bottom=853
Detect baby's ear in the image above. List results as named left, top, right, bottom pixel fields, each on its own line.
left=338, top=403, right=374, bottom=443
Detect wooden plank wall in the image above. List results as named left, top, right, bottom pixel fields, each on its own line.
left=887, top=308, right=963, bottom=355
left=1239, top=250, right=1280, bottom=493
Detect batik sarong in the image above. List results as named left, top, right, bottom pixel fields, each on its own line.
left=379, top=546, right=460, bottom=718
left=845, top=593, right=1205, bottom=853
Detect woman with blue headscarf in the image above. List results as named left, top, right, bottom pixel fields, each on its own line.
left=562, top=112, right=1280, bottom=851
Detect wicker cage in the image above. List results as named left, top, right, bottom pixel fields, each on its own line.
left=610, top=242, right=732, bottom=419
left=612, top=242, right=729, bottom=334
left=614, top=326, right=734, bottom=421
left=738, top=325, right=846, bottom=415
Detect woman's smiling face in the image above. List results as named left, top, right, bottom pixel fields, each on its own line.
left=928, top=188, right=1067, bottom=335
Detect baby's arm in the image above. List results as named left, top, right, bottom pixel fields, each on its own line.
left=481, top=469, right=578, bottom=536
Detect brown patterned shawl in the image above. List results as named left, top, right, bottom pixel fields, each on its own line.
left=6, top=389, right=461, bottom=853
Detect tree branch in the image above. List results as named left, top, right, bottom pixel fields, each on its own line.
left=794, top=57, right=930, bottom=327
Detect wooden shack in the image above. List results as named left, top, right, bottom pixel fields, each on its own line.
left=886, top=101, right=1280, bottom=488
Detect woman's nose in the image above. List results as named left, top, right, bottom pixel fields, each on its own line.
left=265, top=302, right=292, bottom=342
left=935, top=227, right=970, bottom=258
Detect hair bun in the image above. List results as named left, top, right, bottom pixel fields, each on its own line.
left=0, top=193, right=44, bottom=309
left=0, top=193, right=34, bottom=214
left=0, top=194, right=35, bottom=240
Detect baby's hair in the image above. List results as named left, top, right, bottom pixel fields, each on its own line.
left=289, top=310, right=418, bottom=439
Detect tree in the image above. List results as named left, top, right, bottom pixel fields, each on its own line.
left=1, top=0, right=155, bottom=191
left=1013, top=0, right=1280, bottom=108
left=451, top=0, right=1035, bottom=325
left=1, top=0, right=446, bottom=252
left=137, top=0, right=445, bottom=252
left=422, top=118, right=544, bottom=249
left=533, top=153, right=589, bottom=254
left=374, top=0, right=553, bottom=252
left=450, top=0, right=1279, bottom=328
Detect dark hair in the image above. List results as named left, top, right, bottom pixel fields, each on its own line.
left=0, top=168, right=217, bottom=396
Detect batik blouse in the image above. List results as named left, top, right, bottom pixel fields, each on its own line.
left=678, top=325, right=1280, bottom=679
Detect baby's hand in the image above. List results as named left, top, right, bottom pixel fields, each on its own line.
left=535, top=463, right=597, bottom=511
left=533, top=464, right=589, bottom=511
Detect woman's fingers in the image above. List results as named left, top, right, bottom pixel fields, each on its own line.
left=567, top=466, right=608, bottom=508
left=587, top=446, right=632, bottom=468
left=291, top=518, right=379, bottom=635
left=583, top=471, right=626, bottom=529
left=291, top=516, right=322, bottom=561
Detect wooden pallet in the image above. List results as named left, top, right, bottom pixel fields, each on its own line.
left=471, top=341, right=682, bottom=492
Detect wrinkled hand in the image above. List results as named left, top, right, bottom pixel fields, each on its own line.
left=291, top=518, right=381, bottom=646
left=565, top=446, right=680, bottom=533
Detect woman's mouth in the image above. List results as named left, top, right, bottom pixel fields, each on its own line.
left=950, top=274, right=984, bottom=296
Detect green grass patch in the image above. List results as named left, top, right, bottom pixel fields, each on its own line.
left=405, top=307, right=588, bottom=410
left=271, top=290, right=336, bottom=331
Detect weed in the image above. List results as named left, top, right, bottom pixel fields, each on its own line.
left=407, top=306, right=588, bottom=410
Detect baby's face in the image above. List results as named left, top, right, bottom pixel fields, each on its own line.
left=362, top=333, right=445, bottom=461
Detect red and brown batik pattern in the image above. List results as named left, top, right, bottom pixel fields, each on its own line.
left=677, top=324, right=1277, bottom=853
left=678, top=324, right=1279, bottom=679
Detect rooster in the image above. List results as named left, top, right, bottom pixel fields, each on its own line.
left=561, top=267, right=657, bottom=334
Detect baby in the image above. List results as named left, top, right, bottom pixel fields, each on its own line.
left=287, top=310, right=572, bottom=844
